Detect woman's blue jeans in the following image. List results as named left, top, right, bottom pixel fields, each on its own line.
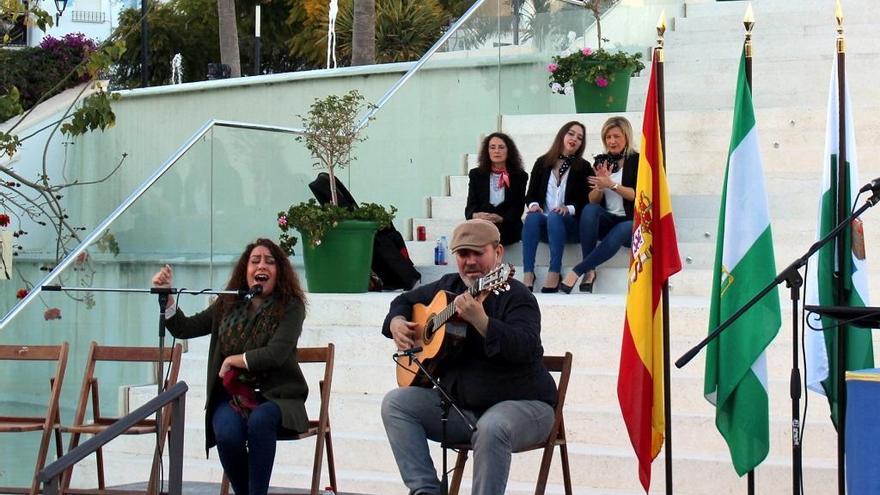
left=521, top=210, right=579, bottom=273
left=212, top=393, right=283, bottom=495
left=573, top=203, right=632, bottom=276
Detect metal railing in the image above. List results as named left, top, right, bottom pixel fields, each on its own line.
left=38, top=381, right=189, bottom=495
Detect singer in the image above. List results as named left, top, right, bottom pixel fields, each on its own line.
left=151, top=238, right=308, bottom=495
left=381, top=219, right=557, bottom=495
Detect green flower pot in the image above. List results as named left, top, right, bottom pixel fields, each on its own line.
left=301, top=219, right=378, bottom=293
left=572, top=68, right=634, bottom=113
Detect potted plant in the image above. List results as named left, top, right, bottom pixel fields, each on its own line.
left=277, top=90, right=396, bottom=293
left=547, top=0, right=645, bottom=113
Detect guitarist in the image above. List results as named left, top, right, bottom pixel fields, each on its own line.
left=381, top=219, right=557, bottom=495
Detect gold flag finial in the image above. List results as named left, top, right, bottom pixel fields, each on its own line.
left=743, top=3, right=755, bottom=58
left=836, top=0, right=845, bottom=53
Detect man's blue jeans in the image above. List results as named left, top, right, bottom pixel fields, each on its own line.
left=381, top=386, right=555, bottom=495
left=573, top=203, right=632, bottom=276
left=522, top=210, right=579, bottom=273
left=212, top=392, right=283, bottom=495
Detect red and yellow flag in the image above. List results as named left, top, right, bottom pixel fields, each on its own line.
left=617, top=56, right=682, bottom=492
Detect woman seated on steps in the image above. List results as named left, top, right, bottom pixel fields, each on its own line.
left=465, top=132, right=528, bottom=246
left=561, top=116, right=639, bottom=294
left=521, top=121, right=592, bottom=293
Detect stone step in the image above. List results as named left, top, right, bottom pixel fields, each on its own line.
left=96, top=432, right=837, bottom=495
left=683, top=0, right=877, bottom=19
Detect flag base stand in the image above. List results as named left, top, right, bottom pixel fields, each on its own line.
left=675, top=189, right=880, bottom=495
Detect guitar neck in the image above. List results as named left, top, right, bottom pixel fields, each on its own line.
left=433, top=285, right=481, bottom=328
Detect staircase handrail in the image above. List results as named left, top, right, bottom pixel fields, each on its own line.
left=38, top=381, right=189, bottom=495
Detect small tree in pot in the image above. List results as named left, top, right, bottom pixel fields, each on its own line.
left=277, top=90, right=395, bottom=292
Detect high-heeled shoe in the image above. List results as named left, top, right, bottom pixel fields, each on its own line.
left=523, top=272, right=535, bottom=292
left=579, top=270, right=597, bottom=293
left=559, top=272, right=579, bottom=294
left=541, top=272, right=560, bottom=293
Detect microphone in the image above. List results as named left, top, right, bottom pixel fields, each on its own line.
left=242, top=284, right=263, bottom=301
left=393, top=346, right=422, bottom=358
left=858, top=177, right=880, bottom=194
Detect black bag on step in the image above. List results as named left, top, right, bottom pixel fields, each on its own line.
left=308, top=173, right=421, bottom=290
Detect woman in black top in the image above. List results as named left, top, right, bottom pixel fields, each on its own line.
left=562, top=116, right=639, bottom=293
left=465, top=132, right=528, bottom=245
left=521, top=121, right=592, bottom=292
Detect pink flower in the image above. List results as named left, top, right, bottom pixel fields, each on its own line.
left=278, top=215, right=287, bottom=227
left=582, top=47, right=593, bottom=56
left=595, top=76, right=609, bottom=88
left=547, top=63, right=558, bottom=73
left=16, top=288, right=28, bottom=299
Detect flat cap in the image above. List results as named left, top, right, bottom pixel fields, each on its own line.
left=449, top=219, right=501, bottom=253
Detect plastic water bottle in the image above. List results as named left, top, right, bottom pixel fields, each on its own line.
left=440, top=236, right=448, bottom=265
left=434, top=237, right=445, bottom=265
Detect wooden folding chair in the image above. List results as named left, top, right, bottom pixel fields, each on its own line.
left=0, top=343, right=69, bottom=495
left=448, top=352, right=574, bottom=495
left=220, top=343, right=337, bottom=495
left=60, top=342, right=183, bottom=494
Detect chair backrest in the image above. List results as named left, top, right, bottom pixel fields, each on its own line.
left=542, top=352, right=573, bottom=442
left=0, top=343, right=70, bottom=426
left=73, top=342, right=183, bottom=425
left=297, top=344, right=334, bottom=430
left=0, top=343, right=70, bottom=495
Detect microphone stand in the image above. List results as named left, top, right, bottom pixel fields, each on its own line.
left=41, top=284, right=244, bottom=495
left=395, top=349, right=477, bottom=495
left=675, top=190, right=880, bottom=495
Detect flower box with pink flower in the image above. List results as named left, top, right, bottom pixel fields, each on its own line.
left=547, top=46, right=645, bottom=113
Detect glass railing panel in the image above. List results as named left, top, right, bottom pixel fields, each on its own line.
left=0, top=132, right=215, bottom=489
left=333, top=0, right=505, bottom=236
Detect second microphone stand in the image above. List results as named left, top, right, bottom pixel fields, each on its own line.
left=675, top=190, right=880, bottom=495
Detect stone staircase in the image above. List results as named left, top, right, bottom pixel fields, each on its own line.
left=83, top=0, right=880, bottom=493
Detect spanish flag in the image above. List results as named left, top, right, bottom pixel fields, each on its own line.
left=617, top=55, right=681, bottom=492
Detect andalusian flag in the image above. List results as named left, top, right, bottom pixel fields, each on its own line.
left=805, top=55, right=874, bottom=426
left=703, top=50, right=780, bottom=476
left=617, top=56, right=681, bottom=492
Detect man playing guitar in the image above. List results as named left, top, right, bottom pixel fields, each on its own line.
left=381, top=219, right=557, bottom=495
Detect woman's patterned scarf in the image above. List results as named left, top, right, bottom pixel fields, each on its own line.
left=555, top=154, right=576, bottom=187
left=217, top=297, right=280, bottom=417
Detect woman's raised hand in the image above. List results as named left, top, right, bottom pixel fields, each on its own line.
left=151, top=264, right=174, bottom=288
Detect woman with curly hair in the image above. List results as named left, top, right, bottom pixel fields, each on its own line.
left=151, top=238, right=308, bottom=495
left=465, top=132, right=528, bottom=246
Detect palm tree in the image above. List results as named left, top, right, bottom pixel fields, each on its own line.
left=217, top=0, right=241, bottom=76
left=351, top=0, right=375, bottom=65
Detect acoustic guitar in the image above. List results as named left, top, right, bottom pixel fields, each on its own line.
left=396, top=263, right=514, bottom=387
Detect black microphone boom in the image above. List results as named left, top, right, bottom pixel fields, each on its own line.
left=243, top=284, right=263, bottom=301
left=393, top=346, right=423, bottom=357
left=858, top=177, right=880, bottom=194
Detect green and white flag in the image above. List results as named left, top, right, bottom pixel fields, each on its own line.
left=805, top=56, right=874, bottom=427
left=704, top=50, right=781, bottom=476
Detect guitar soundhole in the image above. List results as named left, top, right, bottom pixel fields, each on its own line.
left=424, top=317, right=436, bottom=343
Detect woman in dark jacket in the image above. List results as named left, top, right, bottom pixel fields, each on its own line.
left=151, top=238, right=308, bottom=495
left=465, top=132, right=528, bottom=245
left=562, top=116, right=639, bottom=293
left=522, top=121, right=592, bottom=292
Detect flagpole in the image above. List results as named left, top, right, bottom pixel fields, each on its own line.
left=833, top=3, right=848, bottom=494
left=742, top=5, right=757, bottom=493
left=655, top=12, right=674, bottom=495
